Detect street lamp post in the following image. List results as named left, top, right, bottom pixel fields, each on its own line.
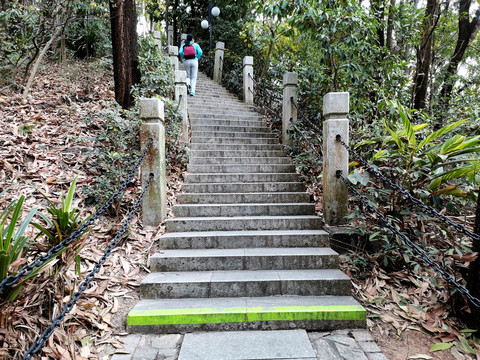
left=201, top=1, right=220, bottom=51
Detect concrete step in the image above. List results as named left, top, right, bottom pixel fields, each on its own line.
left=190, top=150, right=286, bottom=158
left=181, top=182, right=305, bottom=193
left=189, top=157, right=291, bottom=165
left=190, top=119, right=266, bottom=127
left=190, top=137, right=279, bottom=145
left=189, top=113, right=260, bottom=120
left=191, top=131, right=275, bottom=139
left=186, top=164, right=296, bottom=173
left=177, top=192, right=310, bottom=204
left=127, top=295, right=366, bottom=333
left=139, top=269, right=351, bottom=299
left=172, top=203, right=315, bottom=217
left=188, top=109, right=260, bottom=119
left=158, top=230, right=330, bottom=250
left=191, top=125, right=269, bottom=133
left=150, top=247, right=338, bottom=272
left=165, top=215, right=323, bottom=232
left=184, top=173, right=300, bottom=183
left=189, top=103, right=256, bottom=111
left=190, top=143, right=283, bottom=151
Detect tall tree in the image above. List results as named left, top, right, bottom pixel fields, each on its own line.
left=411, top=0, right=439, bottom=110
left=386, top=0, right=395, bottom=50
left=109, top=0, right=141, bottom=109
left=371, top=0, right=386, bottom=47
left=437, top=0, right=480, bottom=116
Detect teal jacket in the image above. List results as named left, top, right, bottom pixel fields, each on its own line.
left=179, top=42, right=203, bottom=61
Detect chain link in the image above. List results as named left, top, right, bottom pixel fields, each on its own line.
left=291, top=98, right=322, bottom=133
left=23, top=173, right=154, bottom=359
left=290, top=120, right=322, bottom=159
left=336, top=170, right=480, bottom=308
left=0, top=139, right=153, bottom=294
left=335, top=135, right=480, bottom=243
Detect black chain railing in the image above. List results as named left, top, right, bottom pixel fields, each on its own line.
left=291, top=119, right=322, bottom=158
left=336, top=135, right=480, bottom=243
left=286, top=98, right=323, bottom=160
left=336, top=170, right=480, bottom=307
left=23, top=173, right=154, bottom=359
left=0, top=139, right=153, bottom=295
left=291, top=98, right=322, bottom=133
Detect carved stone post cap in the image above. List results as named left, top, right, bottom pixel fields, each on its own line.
left=283, top=72, right=298, bottom=86
left=175, top=70, right=187, bottom=84
left=216, top=42, right=225, bottom=50
left=323, top=92, right=349, bottom=116
left=243, top=56, right=253, bottom=66
left=181, top=33, right=187, bottom=41
left=139, top=98, right=164, bottom=120
left=168, top=25, right=174, bottom=31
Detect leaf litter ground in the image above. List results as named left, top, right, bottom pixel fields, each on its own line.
left=0, top=59, right=477, bottom=360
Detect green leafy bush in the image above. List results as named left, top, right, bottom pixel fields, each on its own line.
left=33, top=176, right=83, bottom=244
left=0, top=195, right=38, bottom=301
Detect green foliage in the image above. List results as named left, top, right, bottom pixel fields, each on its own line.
left=364, top=101, right=480, bottom=198
left=134, top=35, right=175, bottom=98
left=0, top=196, right=38, bottom=301
left=64, top=0, right=111, bottom=58
left=33, top=176, right=83, bottom=244
left=82, top=102, right=142, bottom=213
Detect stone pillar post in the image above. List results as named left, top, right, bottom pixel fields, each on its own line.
left=213, top=42, right=225, bottom=84
left=181, top=33, right=187, bottom=43
left=322, top=92, right=349, bottom=226
left=282, top=72, right=298, bottom=145
left=153, top=30, right=162, bottom=50
left=243, top=56, right=254, bottom=105
left=168, top=45, right=179, bottom=70
left=175, top=70, right=189, bottom=143
left=139, top=98, right=167, bottom=227
left=167, top=25, right=174, bottom=46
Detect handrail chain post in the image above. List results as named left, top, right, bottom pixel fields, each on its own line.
left=213, top=42, right=225, bottom=83
left=167, top=25, right=174, bottom=46
left=168, top=45, right=179, bottom=70
left=153, top=30, right=162, bottom=51
left=243, top=56, right=254, bottom=104
left=282, top=72, right=298, bottom=145
left=139, top=98, right=167, bottom=226
left=323, top=92, right=350, bottom=226
left=175, top=70, right=189, bottom=142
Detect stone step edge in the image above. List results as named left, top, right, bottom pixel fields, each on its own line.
left=159, top=229, right=329, bottom=238
left=127, top=299, right=366, bottom=326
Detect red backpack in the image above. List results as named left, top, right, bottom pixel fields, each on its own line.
left=183, top=44, right=196, bottom=59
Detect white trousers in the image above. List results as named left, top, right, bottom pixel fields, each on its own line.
left=184, top=59, right=199, bottom=94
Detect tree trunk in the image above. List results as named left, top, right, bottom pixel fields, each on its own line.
left=437, top=0, right=480, bottom=116
left=371, top=0, right=385, bottom=47
left=386, top=0, right=395, bottom=50
left=466, top=190, right=480, bottom=328
left=411, top=0, right=438, bottom=110
left=23, top=13, right=67, bottom=99
left=109, top=0, right=141, bottom=109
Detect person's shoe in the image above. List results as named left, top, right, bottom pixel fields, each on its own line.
left=187, top=84, right=191, bottom=93
left=190, top=92, right=195, bottom=96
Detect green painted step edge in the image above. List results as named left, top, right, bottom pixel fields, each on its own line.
left=127, top=305, right=366, bottom=326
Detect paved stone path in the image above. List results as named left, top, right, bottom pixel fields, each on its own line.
left=111, top=329, right=388, bottom=360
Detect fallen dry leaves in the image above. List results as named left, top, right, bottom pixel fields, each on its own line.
left=0, top=59, right=183, bottom=359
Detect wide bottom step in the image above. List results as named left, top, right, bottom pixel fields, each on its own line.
left=127, top=296, right=366, bottom=333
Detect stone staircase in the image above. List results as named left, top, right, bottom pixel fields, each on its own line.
left=127, top=72, right=366, bottom=333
